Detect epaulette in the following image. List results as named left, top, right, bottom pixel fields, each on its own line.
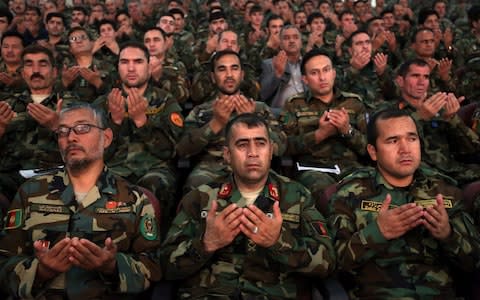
left=337, top=167, right=376, bottom=187
left=418, top=165, right=458, bottom=186
left=217, top=183, right=233, bottom=199
left=339, top=91, right=363, bottom=101
left=267, top=183, right=279, bottom=201
left=286, top=92, right=306, bottom=104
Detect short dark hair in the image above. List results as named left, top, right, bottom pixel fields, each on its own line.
left=72, top=6, right=88, bottom=15
left=396, top=58, right=429, bottom=78
left=300, top=48, right=332, bottom=75
left=307, top=12, right=325, bottom=26
left=21, top=44, right=55, bottom=67
left=468, top=5, right=480, bottom=26
left=168, top=8, right=184, bottom=18
left=97, top=19, right=116, bottom=33
left=26, top=6, right=41, bottom=16
left=339, top=10, right=354, bottom=22
left=0, top=9, right=13, bottom=24
left=144, top=26, right=167, bottom=40
left=46, top=12, right=65, bottom=24
left=418, top=8, right=439, bottom=26
left=115, top=9, right=130, bottom=20
left=266, top=14, right=283, bottom=28
left=346, top=30, right=370, bottom=47
left=210, top=49, right=242, bottom=72
left=119, top=41, right=150, bottom=63
left=1, top=31, right=25, bottom=47
left=249, top=4, right=263, bottom=16
left=225, top=113, right=270, bottom=144
left=380, top=8, right=394, bottom=18
left=367, top=109, right=414, bottom=147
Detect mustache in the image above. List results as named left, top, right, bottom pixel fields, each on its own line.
left=66, top=144, right=85, bottom=153
left=30, top=73, right=45, bottom=80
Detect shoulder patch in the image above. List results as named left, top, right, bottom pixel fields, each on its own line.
left=311, top=221, right=330, bottom=237
left=140, top=214, right=158, bottom=241
left=5, top=209, right=23, bottom=230
left=170, top=112, right=184, bottom=127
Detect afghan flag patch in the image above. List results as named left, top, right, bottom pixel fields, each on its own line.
left=5, top=209, right=23, bottom=229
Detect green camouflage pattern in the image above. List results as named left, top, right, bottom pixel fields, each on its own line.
left=161, top=171, right=336, bottom=299
left=385, top=100, right=480, bottom=184
left=280, top=89, right=369, bottom=210
left=61, top=54, right=115, bottom=102
left=0, top=167, right=162, bottom=299
left=177, top=95, right=286, bottom=192
left=152, top=49, right=190, bottom=104
left=328, top=167, right=480, bottom=299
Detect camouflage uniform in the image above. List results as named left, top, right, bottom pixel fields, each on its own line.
left=387, top=100, right=480, bottom=185
left=337, top=61, right=395, bottom=111
left=190, top=59, right=260, bottom=104
left=176, top=94, right=286, bottom=193
left=0, top=91, right=79, bottom=201
left=328, top=166, right=480, bottom=299
left=95, top=85, right=184, bottom=239
left=0, top=61, right=26, bottom=94
left=151, top=49, right=190, bottom=104
left=280, top=89, right=368, bottom=209
left=454, top=31, right=480, bottom=102
left=60, top=55, right=114, bottom=102
left=0, top=167, right=162, bottom=299
left=161, top=171, right=336, bottom=299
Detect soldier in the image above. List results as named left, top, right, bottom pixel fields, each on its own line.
left=190, top=29, right=259, bottom=104
left=61, top=27, right=113, bottom=102
left=162, top=113, right=335, bottom=299
left=91, top=19, right=120, bottom=65
left=329, top=108, right=480, bottom=299
left=390, top=59, right=480, bottom=188
left=0, top=45, right=77, bottom=211
left=280, top=49, right=368, bottom=213
left=0, top=103, right=162, bottom=299
left=0, top=31, right=26, bottom=94
left=177, top=50, right=285, bottom=194
left=338, top=30, right=395, bottom=110
left=37, top=12, right=69, bottom=69
left=143, top=26, right=190, bottom=104
left=95, top=41, right=183, bottom=238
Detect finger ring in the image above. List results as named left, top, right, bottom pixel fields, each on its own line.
left=253, top=226, right=258, bottom=234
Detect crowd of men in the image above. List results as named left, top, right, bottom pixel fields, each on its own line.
left=0, top=0, right=480, bottom=298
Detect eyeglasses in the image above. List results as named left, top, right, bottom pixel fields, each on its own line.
left=69, top=34, right=89, bottom=43
left=56, top=124, right=104, bottom=137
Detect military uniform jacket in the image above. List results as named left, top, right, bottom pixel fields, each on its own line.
left=328, top=167, right=480, bottom=299
left=161, top=171, right=335, bottom=299
left=0, top=91, right=79, bottom=172
left=176, top=94, right=286, bottom=162
left=0, top=167, right=162, bottom=300
left=96, top=85, right=184, bottom=178
left=280, top=89, right=368, bottom=170
left=390, top=100, right=480, bottom=183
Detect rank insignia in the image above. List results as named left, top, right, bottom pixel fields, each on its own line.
left=268, top=183, right=279, bottom=201
left=312, top=221, right=329, bottom=237
left=140, top=215, right=158, bottom=241
left=170, top=112, right=184, bottom=127
left=105, top=201, right=118, bottom=209
left=5, top=209, right=22, bottom=230
left=217, top=183, right=232, bottom=199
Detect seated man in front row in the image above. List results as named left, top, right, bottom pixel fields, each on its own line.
left=0, top=104, right=161, bottom=299
left=162, top=113, right=335, bottom=299
left=329, top=109, right=480, bottom=299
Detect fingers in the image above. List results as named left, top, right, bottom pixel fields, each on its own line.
left=379, top=193, right=392, bottom=213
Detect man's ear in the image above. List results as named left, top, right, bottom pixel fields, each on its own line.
left=367, top=144, right=377, bottom=162
left=223, top=145, right=231, bottom=164
left=395, top=75, right=403, bottom=88
left=103, top=128, right=114, bottom=149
